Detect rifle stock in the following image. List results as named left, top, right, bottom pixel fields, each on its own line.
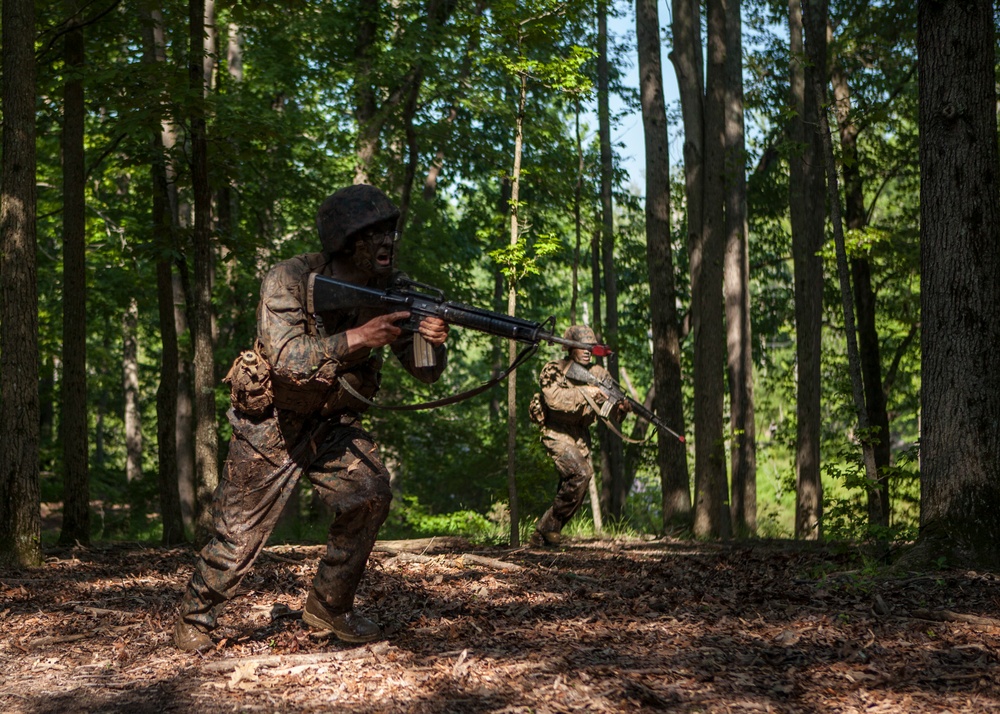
left=307, top=274, right=613, bottom=368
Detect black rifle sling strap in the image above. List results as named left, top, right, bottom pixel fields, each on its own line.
left=337, top=343, right=539, bottom=411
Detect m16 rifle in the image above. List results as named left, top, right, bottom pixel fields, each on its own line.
left=565, top=360, right=685, bottom=443
left=308, top=274, right=613, bottom=368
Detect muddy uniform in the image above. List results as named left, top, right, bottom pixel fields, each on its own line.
left=534, top=357, right=612, bottom=535
left=177, top=252, right=446, bottom=632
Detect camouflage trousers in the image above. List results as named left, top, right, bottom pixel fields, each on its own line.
left=535, top=422, right=594, bottom=534
left=178, top=407, right=392, bottom=631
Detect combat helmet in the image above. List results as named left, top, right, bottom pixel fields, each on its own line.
left=562, top=324, right=597, bottom=348
left=317, top=184, right=400, bottom=254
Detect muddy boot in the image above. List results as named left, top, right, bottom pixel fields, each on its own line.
left=303, top=590, right=382, bottom=644
left=530, top=530, right=562, bottom=547
left=173, top=618, right=214, bottom=652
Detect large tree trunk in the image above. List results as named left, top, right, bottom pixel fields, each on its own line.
left=723, top=0, right=756, bottom=537
left=789, top=0, right=826, bottom=540
left=637, top=0, right=690, bottom=529
left=0, top=0, right=41, bottom=567
left=830, top=66, right=891, bottom=532
left=912, top=0, right=1000, bottom=569
left=669, top=0, right=704, bottom=531
left=59, top=0, right=90, bottom=547
left=690, top=0, right=730, bottom=539
left=596, top=0, right=627, bottom=519
left=190, top=0, right=220, bottom=543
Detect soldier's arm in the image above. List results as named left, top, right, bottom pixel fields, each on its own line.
left=257, top=260, right=351, bottom=384
left=540, top=361, right=592, bottom=415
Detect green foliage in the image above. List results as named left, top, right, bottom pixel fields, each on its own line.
left=383, top=495, right=506, bottom=544
left=823, top=440, right=920, bottom=547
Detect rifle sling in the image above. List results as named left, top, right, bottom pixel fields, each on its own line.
left=337, top=343, right=538, bottom=411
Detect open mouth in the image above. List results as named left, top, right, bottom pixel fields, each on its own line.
left=375, top=246, right=392, bottom=267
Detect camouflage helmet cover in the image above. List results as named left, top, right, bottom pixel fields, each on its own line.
left=562, top=324, right=597, bottom=349
left=317, top=184, right=400, bottom=254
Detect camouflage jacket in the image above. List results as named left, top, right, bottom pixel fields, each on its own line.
left=257, top=252, right=447, bottom=415
left=538, top=358, right=611, bottom=427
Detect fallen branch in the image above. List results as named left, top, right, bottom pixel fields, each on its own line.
left=29, top=633, right=89, bottom=648
left=458, top=554, right=523, bottom=571
left=73, top=605, right=129, bottom=617
left=374, top=537, right=470, bottom=554
left=909, top=609, right=1000, bottom=627
left=201, top=641, right=392, bottom=672
left=387, top=552, right=435, bottom=565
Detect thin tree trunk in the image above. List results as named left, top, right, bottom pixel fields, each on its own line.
left=637, top=0, right=690, bottom=529
left=789, top=0, right=825, bottom=540
left=597, top=0, right=626, bottom=519
left=505, top=71, right=527, bottom=549
left=571, top=103, right=583, bottom=325
left=190, top=0, right=220, bottom=543
left=815, top=76, right=882, bottom=559
left=723, top=0, right=756, bottom=537
left=830, top=66, right=891, bottom=532
left=0, top=0, right=42, bottom=567
left=59, top=0, right=90, bottom=546
left=123, top=298, right=143, bottom=508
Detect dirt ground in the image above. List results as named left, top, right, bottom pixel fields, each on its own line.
left=2, top=536, right=999, bottom=713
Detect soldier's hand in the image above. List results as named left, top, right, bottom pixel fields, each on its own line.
left=617, top=400, right=632, bottom=417
left=348, top=311, right=410, bottom=350
left=417, top=316, right=449, bottom=345
left=589, top=386, right=607, bottom=404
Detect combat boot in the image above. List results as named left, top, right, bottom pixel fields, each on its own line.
left=303, top=590, right=382, bottom=644
left=530, top=530, right=562, bottom=547
left=173, top=618, right=214, bottom=652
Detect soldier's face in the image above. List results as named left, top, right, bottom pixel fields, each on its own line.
left=352, top=228, right=400, bottom=278
left=570, top=347, right=591, bottom=365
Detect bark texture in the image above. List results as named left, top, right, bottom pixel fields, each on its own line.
left=637, top=0, right=691, bottom=528
left=915, top=0, right=1000, bottom=568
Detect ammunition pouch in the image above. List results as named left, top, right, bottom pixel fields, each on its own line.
left=223, top=347, right=274, bottom=417
left=528, top=392, right=547, bottom=426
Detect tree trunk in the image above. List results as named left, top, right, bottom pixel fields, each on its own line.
left=123, top=298, right=143, bottom=515
left=59, top=1, right=90, bottom=547
left=789, top=0, right=825, bottom=540
left=723, top=0, right=756, bottom=537
left=913, top=0, right=1000, bottom=569
left=505, top=71, right=527, bottom=548
left=637, top=0, right=690, bottom=530
left=190, top=0, right=220, bottom=543
left=353, top=0, right=380, bottom=184
left=689, top=0, right=730, bottom=539
left=596, top=0, right=626, bottom=519
left=830, top=65, right=891, bottom=532
left=669, top=0, right=703, bottom=531
left=144, top=6, right=187, bottom=544
left=0, top=0, right=41, bottom=567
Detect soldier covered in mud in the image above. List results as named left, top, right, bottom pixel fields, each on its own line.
left=174, top=184, right=449, bottom=652
left=529, top=325, right=628, bottom=547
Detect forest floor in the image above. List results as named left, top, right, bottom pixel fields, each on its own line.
left=2, top=536, right=1000, bottom=713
